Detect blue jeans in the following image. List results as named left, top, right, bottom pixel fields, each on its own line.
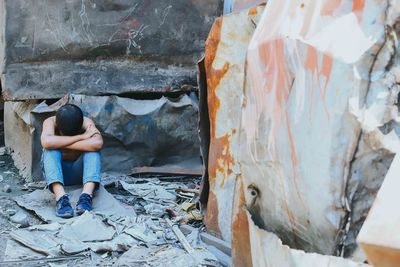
left=41, top=149, right=101, bottom=192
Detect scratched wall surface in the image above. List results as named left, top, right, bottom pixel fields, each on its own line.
left=0, top=0, right=223, bottom=100
left=203, top=5, right=264, bottom=242
left=232, top=0, right=400, bottom=263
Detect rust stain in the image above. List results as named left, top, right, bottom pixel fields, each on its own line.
left=204, top=16, right=235, bottom=187
left=204, top=191, right=223, bottom=238
left=209, top=133, right=235, bottom=187
left=321, top=0, right=342, bottom=16
left=205, top=17, right=223, bottom=140
left=247, top=4, right=264, bottom=16
left=203, top=16, right=235, bottom=237
left=352, top=0, right=365, bottom=22
left=284, top=109, right=306, bottom=210
left=305, top=45, right=333, bottom=121
left=320, top=53, right=333, bottom=99
left=204, top=17, right=227, bottom=138
left=305, top=45, right=319, bottom=120
left=232, top=179, right=252, bottom=267
left=250, top=38, right=306, bottom=211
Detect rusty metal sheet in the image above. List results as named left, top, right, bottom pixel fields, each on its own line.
left=202, top=5, right=265, bottom=242
left=233, top=0, right=399, bottom=262
left=0, top=0, right=223, bottom=100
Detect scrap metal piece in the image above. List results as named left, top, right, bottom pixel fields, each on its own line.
left=202, top=4, right=265, bottom=242
left=166, top=219, right=195, bottom=254
left=131, top=166, right=203, bottom=176
left=232, top=0, right=399, bottom=262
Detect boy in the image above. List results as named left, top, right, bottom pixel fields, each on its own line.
left=41, top=104, right=103, bottom=218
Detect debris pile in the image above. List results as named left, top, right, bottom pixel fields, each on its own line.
left=0, top=174, right=225, bottom=266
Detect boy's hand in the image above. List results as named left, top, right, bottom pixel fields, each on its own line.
left=82, top=125, right=100, bottom=140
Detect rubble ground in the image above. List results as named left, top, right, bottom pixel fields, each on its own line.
left=0, top=154, right=224, bottom=267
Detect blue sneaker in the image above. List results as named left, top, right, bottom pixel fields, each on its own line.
left=56, top=195, right=74, bottom=218
left=76, top=193, right=93, bottom=215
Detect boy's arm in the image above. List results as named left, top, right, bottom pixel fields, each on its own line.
left=63, top=118, right=103, bottom=152
left=41, top=117, right=87, bottom=149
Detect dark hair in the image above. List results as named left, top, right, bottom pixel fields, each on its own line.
left=56, top=104, right=83, bottom=136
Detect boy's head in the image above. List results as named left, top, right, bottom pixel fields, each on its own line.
left=56, top=104, right=83, bottom=136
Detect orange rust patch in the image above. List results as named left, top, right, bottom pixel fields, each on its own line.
left=305, top=45, right=333, bottom=121
left=208, top=133, right=235, bottom=187
left=204, top=16, right=235, bottom=187
left=320, top=53, right=333, bottom=99
left=204, top=17, right=229, bottom=139
left=204, top=191, right=222, bottom=238
left=321, top=0, right=342, bottom=16
left=352, top=0, right=365, bottom=22
left=232, top=180, right=252, bottom=267
left=203, top=17, right=231, bottom=237
left=248, top=5, right=261, bottom=16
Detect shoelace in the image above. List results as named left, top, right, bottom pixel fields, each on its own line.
left=59, top=196, right=71, bottom=208
left=78, top=194, right=92, bottom=205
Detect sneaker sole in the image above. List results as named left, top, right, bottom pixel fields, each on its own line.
left=56, top=212, right=74, bottom=218
left=76, top=208, right=92, bottom=216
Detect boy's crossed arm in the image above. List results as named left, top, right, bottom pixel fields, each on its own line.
left=41, top=117, right=103, bottom=152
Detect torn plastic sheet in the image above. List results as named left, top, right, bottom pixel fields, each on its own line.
left=6, top=93, right=202, bottom=180
left=14, top=185, right=136, bottom=223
